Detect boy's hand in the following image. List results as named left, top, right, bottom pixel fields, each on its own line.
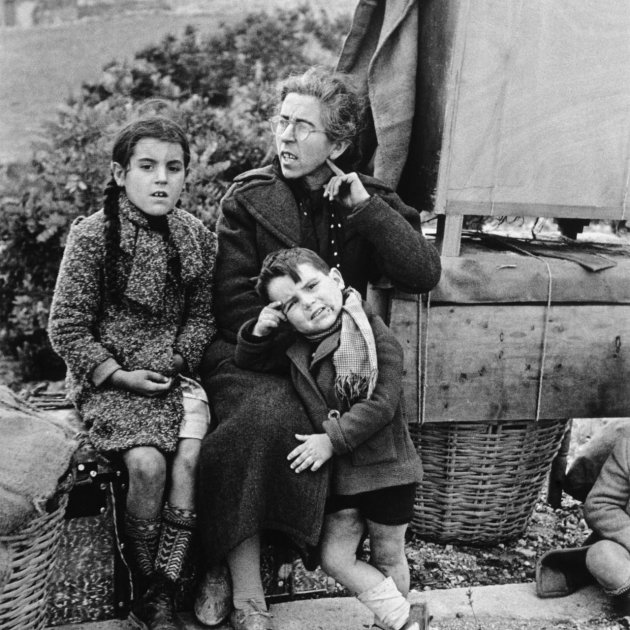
left=109, top=369, right=173, bottom=396
left=288, top=433, right=333, bottom=473
left=253, top=301, right=286, bottom=337
left=324, top=159, right=370, bottom=210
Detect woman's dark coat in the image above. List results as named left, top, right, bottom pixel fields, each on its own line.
left=198, top=162, right=440, bottom=564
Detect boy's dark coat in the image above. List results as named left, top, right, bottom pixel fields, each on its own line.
left=235, top=305, right=422, bottom=496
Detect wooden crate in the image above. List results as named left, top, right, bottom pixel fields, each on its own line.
left=389, top=243, right=630, bottom=423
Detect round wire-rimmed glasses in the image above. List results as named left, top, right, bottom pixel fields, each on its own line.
left=269, top=116, right=328, bottom=142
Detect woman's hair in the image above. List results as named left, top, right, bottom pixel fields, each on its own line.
left=103, top=112, right=190, bottom=302
left=278, top=67, right=364, bottom=150
left=255, top=247, right=331, bottom=303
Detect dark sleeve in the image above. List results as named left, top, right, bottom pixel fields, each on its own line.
left=323, top=315, right=403, bottom=454
left=174, top=227, right=217, bottom=373
left=346, top=188, right=441, bottom=294
left=213, top=193, right=265, bottom=339
left=234, top=319, right=290, bottom=373
left=584, top=437, right=630, bottom=550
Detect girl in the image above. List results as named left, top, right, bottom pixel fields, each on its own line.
left=49, top=114, right=216, bottom=630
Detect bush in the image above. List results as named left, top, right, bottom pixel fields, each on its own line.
left=0, top=5, right=350, bottom=380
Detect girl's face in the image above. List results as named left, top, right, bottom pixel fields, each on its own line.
left=112, top=138, right=186, bottom=216
left=275, top=93, right=348, bottom=190
left=266, top=263, right=344, bottom=335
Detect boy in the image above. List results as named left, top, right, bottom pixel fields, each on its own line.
left=235, top=248, right=428, bottom=630
left=584, top=436, right=630, bottom=611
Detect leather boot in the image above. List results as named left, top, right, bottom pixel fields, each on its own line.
left=129, top=577, right=183, bottom=630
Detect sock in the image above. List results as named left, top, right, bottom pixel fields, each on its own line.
left=155, top=502, right=196, bottom=584
left=227, top=534, right=267, bottom=610
left=357, top=576, right=410, bottom=630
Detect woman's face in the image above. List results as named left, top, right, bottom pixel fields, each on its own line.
left=275, top=93, right=346, bottom=189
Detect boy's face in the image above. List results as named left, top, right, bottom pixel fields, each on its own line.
left=266, top=262, right=344, bottom=335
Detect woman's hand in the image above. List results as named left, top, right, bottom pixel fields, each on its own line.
left=253, top=302, right=286, bottom=337
left=324, top=159, right=370, bottom=210
left=288, top=433, right=333, bottom=473
left=109, top=369, right=173, bottom=396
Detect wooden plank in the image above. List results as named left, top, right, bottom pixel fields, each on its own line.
left=432, top=0, right=630, bottom=221
left=444, top=201, right=630, bottom=221
left=390, top=299, right=630, bottom=423
left=436, top=214, right=463, bottom=256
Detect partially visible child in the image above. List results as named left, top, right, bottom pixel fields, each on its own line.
left=235, top=247, right=427, bottom=630
left=584, top=436, right=630, bottom=611
left=49, top=114, right=217, bottom=630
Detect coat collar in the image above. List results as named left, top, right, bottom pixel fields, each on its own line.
left=233, top=161, right=301, bottom=248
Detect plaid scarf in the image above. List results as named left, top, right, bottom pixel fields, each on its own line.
left=333, top=288, right=379, bottom=407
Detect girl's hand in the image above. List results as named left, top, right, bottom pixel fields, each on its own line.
left=253, top=301, right=286, bottom=337
left=287, top=433, right=333, bottom=473
left=324, top=159, right=370, bottom=210
left=172, top=353, right=186, bottom=374
left=109, top=369, right=173, bottom=396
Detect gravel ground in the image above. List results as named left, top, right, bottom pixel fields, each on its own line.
left=45, top=492, right=595, bottom=627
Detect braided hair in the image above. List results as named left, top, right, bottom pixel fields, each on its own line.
left=103, top=115, right=191, bottom=302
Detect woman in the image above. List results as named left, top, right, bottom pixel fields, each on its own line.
left=196, top=67, right=441, bottom=630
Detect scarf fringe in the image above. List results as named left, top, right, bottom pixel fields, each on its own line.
left=334, top=369, right=379, bottom=407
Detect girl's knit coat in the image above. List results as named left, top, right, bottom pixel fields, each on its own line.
left=49, top=200, right=216, bottom=454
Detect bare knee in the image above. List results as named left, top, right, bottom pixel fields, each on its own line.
left=124, top=447, right=167, bottom=494
left=368, top=522, right=408, bottom=576
left=586, top=540, right=628, bottom=576
left=370, top=541, right=406, bottom=575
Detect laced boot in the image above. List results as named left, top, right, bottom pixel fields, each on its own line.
left=129, top=577, right=183, bottom=630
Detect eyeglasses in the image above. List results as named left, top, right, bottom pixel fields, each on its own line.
left=269, top=116, right=328, bottom=142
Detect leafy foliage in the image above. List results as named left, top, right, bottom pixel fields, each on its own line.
left=0, top=5, right=350, bottom=379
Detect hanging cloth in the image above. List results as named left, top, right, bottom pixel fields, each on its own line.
left=337, top=0, right=419, bottom=191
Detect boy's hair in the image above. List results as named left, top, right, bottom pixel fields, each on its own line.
left=103, top=108, right=190, bottom=302
left=256, top=248, right=331, bottom=303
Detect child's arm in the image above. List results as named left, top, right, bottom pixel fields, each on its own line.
left=173, top=226, right=218, bottom=374
left=584, top=437, right=630, bottom=550
left=49, top=218, right=122, bottom=386
left=234, top=312, right=291, bottom=373
left=323, top=315, right=403, bottom=454
left=252, top=302, right=286, bottom=337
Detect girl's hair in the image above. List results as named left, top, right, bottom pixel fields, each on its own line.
left=277, top=67, right=364, bottom=164
left=255, top=247, right=331, bottom=303
left=103, top=113, right=190, bottom=302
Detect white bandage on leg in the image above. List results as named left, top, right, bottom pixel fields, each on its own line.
left=357, top=576, right=410, bottom=630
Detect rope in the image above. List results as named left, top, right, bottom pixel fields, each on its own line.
left=419, top=291, right=431, bottom=425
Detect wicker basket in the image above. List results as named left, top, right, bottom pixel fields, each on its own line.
left=0, top=494, right=68, bottom=630
left=409, top=419, right=569, bottom=545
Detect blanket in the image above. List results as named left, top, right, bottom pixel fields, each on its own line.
left=0, top=386, right=78, bottom=535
